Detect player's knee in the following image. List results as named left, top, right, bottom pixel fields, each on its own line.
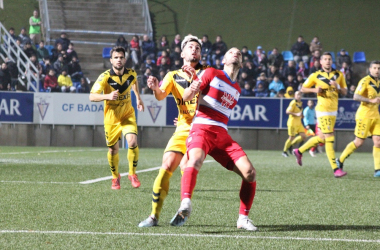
left=245, top=167, right=256, bottom=182
left=109, top=147, right=118, bottom=155
left=188, top=158, right=203, bottom=170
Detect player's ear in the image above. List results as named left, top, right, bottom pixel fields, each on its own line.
left=181, top=51, right=185, bottom=59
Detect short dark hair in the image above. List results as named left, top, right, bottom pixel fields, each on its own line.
left=369, top=60, right=380, bottom=68
left=110, top=46, right=126, bottom=58
left=321, top=52, right=332, bottom=59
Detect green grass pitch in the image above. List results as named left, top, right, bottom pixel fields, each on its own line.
left=0, top=146, right=379, bottom=249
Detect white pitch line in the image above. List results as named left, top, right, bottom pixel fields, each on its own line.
left=0, top=181, right=76, bottom=185
left=0, top=230, right=379, bottom=243
left=79, top=160, right=216, bottom=184
left=0, top=149, right=105, bottom=155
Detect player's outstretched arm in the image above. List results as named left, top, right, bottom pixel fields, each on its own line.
left=89, top=90, right=119, bottom=102
left=183, top=80, right=201, bottom=101
left=354, top=94, right=380, bottom=104
left=148, top=76, right=167, bottom=101
left=132, top=82, right=145, bottom=112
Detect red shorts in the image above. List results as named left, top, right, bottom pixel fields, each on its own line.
left=186, top=124, right=246, bottom=171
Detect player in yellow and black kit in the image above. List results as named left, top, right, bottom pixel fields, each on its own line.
left=293, top=52, right=348, bottom=178
left=139, top=35, right=208, bottom=227
left=89, top=46, right=145, bottom=190
left=282, top=91, right=306, bottom=157
left=336, top=61, right=380, bottom=177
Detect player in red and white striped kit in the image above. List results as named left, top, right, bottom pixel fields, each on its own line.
left=170, top=47, right=258, bottom=231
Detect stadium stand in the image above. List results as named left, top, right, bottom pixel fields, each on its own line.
left=282, top=51, right=294, bottom=61
left=353, top=51, right=366, bottom=63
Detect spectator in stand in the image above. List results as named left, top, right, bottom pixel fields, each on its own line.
left=267, top=65, right=280, bottom=83
left=76, top=77, right=90, bottom=93
left=29, top=10, right=42, bottom=45
left=115, top=35, right=129, bottom=59
left=51, top=43, right=63, bottom=63
left=37, top=41, right=49, bottom=62
left=201, top=35, right=212, bottom=62
left=309, top=36, right=323, bottom=54
left=268, top=47, right=284, bottom=71
left=171, top=58, right=182, bottom=70
left=40, top=57, right=53, bottom=77
left=141, top=68, right=153, bottom=94
left=241, top=82, right=255, bottom=96
left=4, top=57, right=18, bottom=89
left=277, top=89, right=285, bottom=98
left=339, top=61, right=352, bottom=86
left=23, top=41, right=37, bottom=58
left=54, top=54, right=68, bottom=75
left=309, top=50, right=320, bottom=68
left=253, top=82, right=269, bottom=97
left=158, top=57, right=170, bottom=73
left=200, top=57, right=208, bottom=67
left=336, top=49, right=352, bottom=68
left=130, top=35, right=141, bottom=68
left=291, top=35, right=310, bottom=65
left=269, top=74, right=285, bottom=97
left=297, top=61, right=308, bottom=79
left=68, top=56, right=83, bottom=82
left=241, top=46, right=253, bottom=62
left=284, top=74, right=298, bottom=90
left=3, top=27, right=17, bottom=49
left=55, top=32, right=70, bottom=51
left=43, top=69, right=60, bottom=92
left=170, top=46, right=181, bottom=63
left=156, top=50, right=171, bottom=67
left=141, top=35, right=156, bottom=61
left=158, top=69, right=166, bottom=87
left=345, top=84, right=356, bottom=98
left=0, top=63, right=12, bottom=90
left=309, top=60, right=321, bottom=74
left=282, top=60, right=297, bottom=78
left=157, top=35, right=170, bottom=55
left=242, top=61, right=256, bottom=79
left=257, top=72, right=269, bottom=89
left=253, top=46, right=268, bottom=75
left=171, top=34, right=182, bottom=51
left=26, top=54, right=42, bottom=79
left=58, top=69, right=75, bottom=92
left=238, top=71, right=254, bottom=89
left=67, top=43, right=78, bottom=61
left=284, top=86, right=295, bottom=98
left=140, top=55, right=158, bottom=75
left=19, top=27, right=32, bottom=48
left=213, top=58, right=223, bottom=70
left=211, top=35, right=227, bottom=63
left=60, top=49, right=70, bottom=64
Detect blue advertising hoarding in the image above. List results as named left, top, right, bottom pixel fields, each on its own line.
left=0, top=92, right=34, bottom=123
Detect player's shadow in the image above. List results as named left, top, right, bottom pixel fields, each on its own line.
left=261, top=224, right=380, bottom=231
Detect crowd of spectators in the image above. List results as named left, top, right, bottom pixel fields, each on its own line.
left=0, top=10, right=90, bottom=93
left=114, top=33, right=355, bottom=98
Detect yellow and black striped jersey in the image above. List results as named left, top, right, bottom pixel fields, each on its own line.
left=160, top=64, right=209, bottom=132
left=287, top=99, right=303, bottom=124
left=355, top=75, right=380, bottom=119
left=91, top=67, right=137, bottom=125
left=303, top=69, right=347, bottom=112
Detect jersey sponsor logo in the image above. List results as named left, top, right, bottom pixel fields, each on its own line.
left=175, top=96, right=197, bottom=106
left=147, top=100, right=162, bottom=123
left=221, top=91, right=236, bottom=108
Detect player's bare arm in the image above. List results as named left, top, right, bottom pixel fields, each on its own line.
left=353, top=93, right=380, bottom=104
left=286, top=111, right=302, bottom=116
left=89, top=90, right=119, bottom=102
left=131, top=82, right=145, bottom=112
left=301, top=86, right=323, bottom=94
left=147, top=75, right=167, bottom=101
left=329, top=80, right=347, bottom=96
left=183, top=80, right=201, bottom=102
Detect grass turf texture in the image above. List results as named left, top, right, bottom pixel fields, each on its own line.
left=0, top=146, right=379, bottom=249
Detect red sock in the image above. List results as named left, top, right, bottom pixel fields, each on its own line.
left=311, top=147, right=316, bottom=152
left=239, top=181, right=256, bottom=215
left=181, top=167, right=199, bottom=200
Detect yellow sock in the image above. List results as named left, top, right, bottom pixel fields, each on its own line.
left=152, top=169, right=172, bottom=219
left=339, top=141, right=357, bottom=163
left=291, top=135, right=303, bottom=146
left=299, top=136, right=325, bottom=153
left=373, top=147, right=380, bottom=171
left=325, top=136, right=337, bottom=170
left=181, top=170, right=184, bottom=176
left=128, top=146, right=139, bottom=175
left=107, top=152, right=119, bottom=179
left=283, top=139, right=292, bottom=152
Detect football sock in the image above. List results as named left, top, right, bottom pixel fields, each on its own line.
left=128, top=146, right=139, bottom=175
left=373, top=147, right=380, bottom=172
left=299, top=135, right=325, bottom=154
left=325, top=136, right=337, bottom=170
left=107, top=152, right=119, bottom=179
left=283, top=139, right=292, bottom=152
left=339, top=141, right=357, bottom=163
left=151, top=168, right=172, bottom=219
left=239, top=181, right=256, bottom=216
left=291, top=135, right=303, bottom=146
left=181, top=167, right=198, bottom=200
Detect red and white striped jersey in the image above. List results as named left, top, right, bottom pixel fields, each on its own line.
left=193, top=67, right=241, bottom=130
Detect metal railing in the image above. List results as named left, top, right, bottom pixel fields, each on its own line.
left=39, top=0, right=51, bottom=45
left=0, top=22, right=39, bottom=92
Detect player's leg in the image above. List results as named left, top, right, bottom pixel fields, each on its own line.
left=105, top=124, right=122, bottom=189
left=283, top=132, right=295, bottom=157
left=373, top=136, right=380, bottom=177
left=122, top=115, right=140, bottom=188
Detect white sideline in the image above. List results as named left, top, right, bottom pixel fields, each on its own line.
left=0, top=149, right=104, bottom=155
left=0, top=230, right=379, bottom=243
left=79, top=160, right=215, bottom=184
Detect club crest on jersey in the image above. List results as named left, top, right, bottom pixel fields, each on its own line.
left=221, top=92, right=235, bottom=108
